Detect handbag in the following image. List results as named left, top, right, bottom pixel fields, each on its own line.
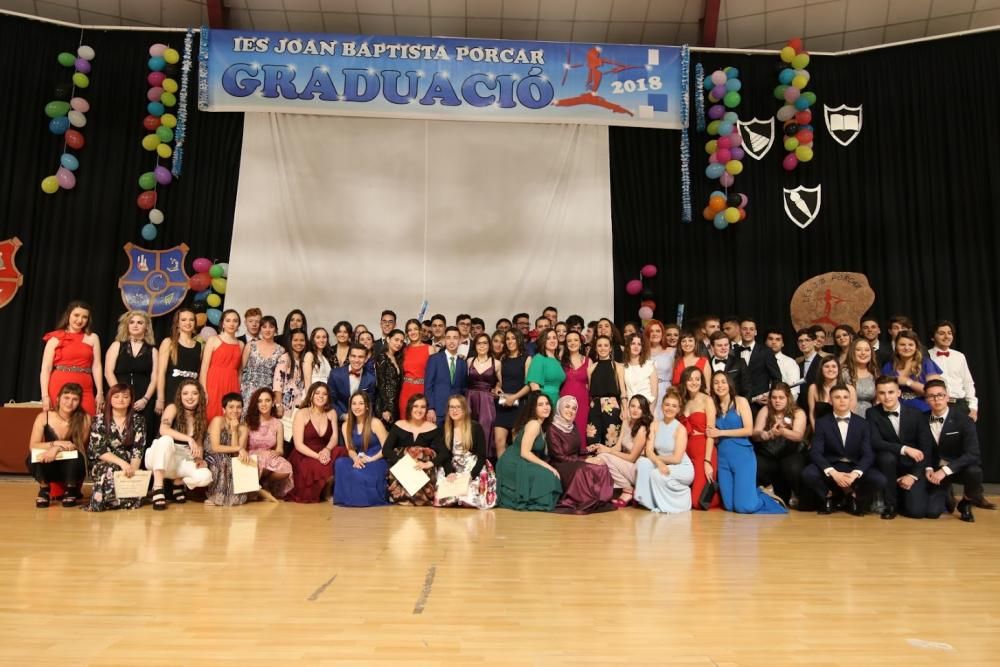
left=698, top=479, right=718, bottom=510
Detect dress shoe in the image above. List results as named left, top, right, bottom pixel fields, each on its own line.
left=970, top=496, right=997, bottom=510
left=880, top=505, right=897, bottom=520
left=847, top=496, right=865, bottom=517
left=957, top=499, right=975, bottom=523
left=817, top=497, right=835, bottom=515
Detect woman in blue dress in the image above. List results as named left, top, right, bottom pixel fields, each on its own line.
left=333, top=391, right=389, bottom=507
left=635, top=388, right=694, bottom=513
left=706, top=371, right=787, bottom=515
left=880, top=330, right=942, bottom=413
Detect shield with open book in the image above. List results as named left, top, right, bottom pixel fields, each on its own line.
left=823, top=104, right=863, bottom=147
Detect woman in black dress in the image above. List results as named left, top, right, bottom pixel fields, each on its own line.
left=105, top=310, right=158, bottom=445
left=26, top=383, right=90, bottom=508
left=374, top=329, right=406, bottom=424
left=156, top=307, right=202, bottom=411
left=494, top=329, right=532, bottom=457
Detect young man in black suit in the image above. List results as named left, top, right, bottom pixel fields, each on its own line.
left=795, top=328, right=822, bottom=410
left=736, top=318, right=782, bottom=412
left=860, top=315, right=892, bottom=368
left=924, top=379, right=992, bottom=521
left=803, top=385, right=886, bottom=515
left=867, top=376, right=933, bottom=519
left=707, top=331, right=749, bottom=397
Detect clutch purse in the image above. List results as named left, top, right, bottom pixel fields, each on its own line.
left=698, top=479, right=718, bottom=510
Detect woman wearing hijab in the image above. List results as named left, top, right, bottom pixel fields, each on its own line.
left=546, top=396, right=615, bottom=514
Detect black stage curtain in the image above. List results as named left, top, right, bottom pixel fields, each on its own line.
left=611, top=31, right=1000, bottom=481
left=0, top=14, right=243, bottom=405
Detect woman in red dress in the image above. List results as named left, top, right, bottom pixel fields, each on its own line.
left=200, top=309, right=244, bottom=421
left=40, top=300, right=103, bottom=416
left=398, top=318, right=431, bottom=418
left=286, top=382, right=340, bottom=503
left=677, top=365, right=721, bottom=509
left=671, top=331, right=709, bottom=387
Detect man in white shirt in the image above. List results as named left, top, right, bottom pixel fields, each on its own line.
left=929, top=320, right=978, bottom=422
left=765, top=329, right=801, bottom=400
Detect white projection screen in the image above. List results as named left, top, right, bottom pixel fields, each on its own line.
left=226, top=113, right=613, bottom=332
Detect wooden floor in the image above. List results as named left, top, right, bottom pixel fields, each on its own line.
left=2, top=480, right=998, bottom=667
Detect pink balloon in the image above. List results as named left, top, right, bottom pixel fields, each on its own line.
left=717, top=136, right=731, bottom=149
left=783, top=153, right=799, bottom=171
left=147, top=71, right=166, bottom=87
left=149, top=43, right=167, bottom=57
left=192, top=257, right=213, bottom=273
left=710, top=70, right=727, bottom=86
left=739, top=193, right=749, bottom=208
left=70, top=97, right=89, bottom=113
left=638, top=306, right=654, bottom=320
left=147, top=86, right=163, bottom=102
left=625, top=279, right=643, bottom=296
left=719, top=172, right=735, bottom=187
left=199, top=326, right=217, bottom=339
left=784, top=86, right=800, bottom=102
left=728, top=132, right=742, bottom=147
left=708, top=153, right=718, bottom=164
left=640, top=264, right=657, bottom=278
left=715, top=148, right=732, bottom=164
left=56, top=167, right=76, bottom=189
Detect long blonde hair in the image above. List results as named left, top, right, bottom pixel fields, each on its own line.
left=344, top=391, right=373, bottom=454
left=443, top=395, right=472, bottom=451
left=115, top=310, right=155, bottom=345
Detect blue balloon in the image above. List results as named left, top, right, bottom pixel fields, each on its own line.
left=779, top=68, right=795, bottom=85
left=141, top=223, right=157, bottom=241
left=147, top=101, right=165, bottom=116
left=148, top=56, right=166, bottom=71
left=711, top=190, right=725, bottom=198
left=207, top=308, right=222, bottom=326
left=725, top=78, right=742, bottom=92
left=704, top=77, right=715, bottom=91
left=194, top=289, right=211, bottom=302
left=706, top=163, right=725, bottom=179
left=48, top=117, right=69, bottom=135
left=718, top=121, right=733, bottom=136
left=725, top=67, right=740, bottom=79
left=794, top=96, right=811, bottom=111
left=60, top=153, right=79, bottom=171
left=723, top=112, right=738, bottom=123
left=713, top=213, right=729, bottom=230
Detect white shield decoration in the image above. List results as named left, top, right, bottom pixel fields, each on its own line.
left=737, top=117, right=775, bottom=160
left=823, top=104, right=863, bottom=146
left=783, top=185, right=822, bottom=229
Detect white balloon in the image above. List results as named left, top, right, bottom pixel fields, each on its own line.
left=67, top=110, right=86, bottom=128
left=77, top=45, right=96, bottom=61
left=149, top=208, right=165, bottom=224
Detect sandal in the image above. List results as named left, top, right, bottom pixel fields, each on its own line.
left=171, top=486, right=187, bottom=504
left=612, top=491, right=634, bottom=508
left=36, top=487, right=51, bottom=509
left=151, top=488, right=167, bottom=511
left=61, top=487, right=80, bottom=508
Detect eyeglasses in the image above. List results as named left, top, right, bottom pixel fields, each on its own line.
left=925, top=393, right=948, bottom=400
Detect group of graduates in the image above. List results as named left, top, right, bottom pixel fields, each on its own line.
left=26, top=300, right=990, bottom=520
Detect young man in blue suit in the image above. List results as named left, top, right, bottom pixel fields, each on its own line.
left=327, top=344, right=376, bottom=422
left=803, top=384, right=886, bottom=515
left=425, top=326, right=467, bottom=426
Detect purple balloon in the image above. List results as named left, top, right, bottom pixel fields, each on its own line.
left=75, top=58, right=91, bottom=74
left=711, top=85, right=726, bottom=100
left=708, top=104, right=725, bottom=120
left=154, top=166, right=172, bottom=185
left=730, top=147, right=745, bottom=161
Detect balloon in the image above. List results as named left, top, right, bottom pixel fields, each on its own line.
left=194, top=289, right=211, bottom=302
left=154, top=166, right=172, bottom=185
left=141, top=224, right=157, bottom=241
left=149, top=43, right=167, bottom=57
left=776, top=105, right=796, bottom=121
left=60, top=153, right=79, bottom=171
left=738, top=193, right=749, bottom=208
left=723, top=111, right=738, bottom=123
left=706, top=120, right=720, bottom=136
left=784, top=86, right=800, bottom=102
left=710, top=70, right=727, bottom=86
left=725, top=78, right=741, bottom=92
left=137, top=191, right=157, bottom=210
left=702, top=206, right=715, bottom=221
left=157, top=143, right=173, bottom=158
left=72, top=72, right=90, bottom=89
left=77, top=45, right=95, bottom=61
left=160, top=113, right=177, bottom=128
left=53, top=82, right=72, bottom=100
left=65, top=129, right=85, bottom=149
left=206, top=294, right=222, bottom=308
left=67, top=110, right=86, bottom=128
left=148, top=101, right=165, bottom=116
left=792, top=74, right=808, bottom=89
left=147, top=74, right=165, bottom=90
left=723, top=91, right=741, bottom=108
left=703, top=77, right=715, bottom=91
left=141, top=134, right=161, bottom=151
left=784, top=123, right=799, bottom=136
left=195, top=313, right=207, bottom=328
left=206, top=309, right=222, bottom=326
left=57, top=52, right=75, bottom=67
left=160, top=91, right=177, bottom=107
left=705, top=163, right=725, bottom=180
left=719, top=172, right=735, bottom=187
left=201, top=323, right=219, bottom=337
left=625, top=279, right=642, bottom=296
left=148, top=56, right=166, bottom=71
left=795, top=145, right=814, bottom=162
left=717, top=136, right=731, bottom=149
left=708, top=153, right=718, bottom=164
left=708, top=195, right=726, bottom=212
left=794, top=96, right=811, bottom=111
left=730, top=147, right=745, bottom=161
left=713, top=213, right=728, bottom=230
left=638, top=306, right=654, bottom=321
left=143, top=115, right=161, bottom=131
left=718, top=121, right=733, bottom=136
left=711, top=84, right=726, bottom=100
left=725, top=67, right=740, bottom=79
left=782, top=153, right=799, bottom=171
left=801, top=91, right=817, bottom=106
left=795, top=109, right=812, bottom=125
left=147, top=86, right=164, bottom=102
left=640, top=264, right=657, bottom=278
left=784, top=136, right=799, bottom=151
left=75, top=58, right=91, bottom=74
left=792, top=53, right=810, bottom=69
left=773, top=84, right=788, bottom=100
left=787, top=37, right=803, bottom=52
left=155, top=126, right=174, bottom=143
left=640, top=299, right=656, bottom=310
left=190, top=272, right=212, bottom=291
left=56, top=167, right=76, bottom=189
left=149, top=208, right=164, bottom=224
left=780, top=46, right=795, bottom=63
left=796, top=129, right=814, bottom=144
left=724, top=207, right=740, bottom=223
left=217, top=262, right=229, bottom=278
left=70, top=97, right=90, bottom=113
left=162, top=78, right=179, bottom=94
left=212, top=279, right=229, bottom=297
left=728, top=132, right=742, bottom=147
left=209, top=264, right=224, bottom=278
left=725, top=159, right=743, bottom=175
left=708, top=104, right=725, bottom=120
left=45, top=100, right=70, bottom=118
left=778, top=68, right=795, bottom=85
left=41, top=176, right=59, bottom=194
left=163, top=48, right=180, bottom=64
left=715, top=148, right=731, bottom=164
left=138, top=172, right=156, bottom=190
left=726, top=193, right=741, bottom=207
left=705, top=139, right=718, bottom=154
left=48, top=117, right=70, bottom=135
left=192, top=257, right=213, bottom=273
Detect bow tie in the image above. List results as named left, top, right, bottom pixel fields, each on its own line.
left=349, top=369, right=362, bottom=377
left=935, top=350, right=950, bottom=357
left=931, top=416, right=944, bottom=424
left=886, top=411, right=899, bottom=418
left=713, top=359, right=726, bottom=365
left=836, top=417, right=850, bottom=423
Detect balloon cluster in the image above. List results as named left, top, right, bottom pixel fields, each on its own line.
left=624, top=264, right=658, bottom=322
left=41, top=45, right=95, bottom=194
left=702, top=67, right=749, bottom=230
left=137, top=43, right=182, bottom=241
left=774, top=38, right=816, bottom=171
left=704, top=190, right=748, bottom=229
left=189, top=256, right=228, bottom=333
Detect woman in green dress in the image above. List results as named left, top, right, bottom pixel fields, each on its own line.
left=526, top=329, right=565, bottom=408
left=496, top=392, right=562, bottom=511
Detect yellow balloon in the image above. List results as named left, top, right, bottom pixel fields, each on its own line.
left=211, top=277, right=227, bottom=294
left=162, top=78, right=178, bottom=93
left=163, top=48, right=180, bottom=64
left=206, top=294, right=222, bottom=308
left=41, top=176, right=59, bottom=194
left=725, top=159, right=743, bottom=175
left=141, top=134, right=161, bottom=151
left=780, top=46, right=795, bottom=63
left=724, top=207, right=740, bottom=223
left=160, top=113, right=177, bottom=128
left=792, top=53, right=810, bottom=69
left=156, top=143, right=173, bottom=158
left=791, top=75, right=808, bottom=89
left=795, top=145, right=814, bottom=162
left=705, top=140, right=718, bottom=155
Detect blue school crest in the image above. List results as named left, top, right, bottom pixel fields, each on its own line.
left=118, top=243, right=190, bottom=316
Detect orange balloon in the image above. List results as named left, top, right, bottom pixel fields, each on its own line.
left=195, top=313, right=207, bottom=327
left=709, top=195, right=726, bottom=212
left=703, top=206, right=714, bottom=221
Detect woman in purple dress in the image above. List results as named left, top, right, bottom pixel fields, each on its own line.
left=547, top=396, right=615, bottom=514
left=559, top=331, right=590, bottom=453
left=466, top=333, right=501, bottom=457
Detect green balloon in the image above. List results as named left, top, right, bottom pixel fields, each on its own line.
left=57, top=52, right=75, bottom=67
left=160, top=91, right=177, bottom=107
left=138, top=172, right=156, bottom=190
left=155, top=126, right=174, bottom=143
left=44, top=100, right=70, bottom=118
left=723, top=90, right=741, bottom=108
left=802, top=91, right=817, bottom=105
left=209, top=264, right=224, bottom=278
left=72, top=72, right=90, bottom=88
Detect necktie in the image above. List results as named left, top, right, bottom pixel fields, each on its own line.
left=936, top=350, right=950, bottom=357
left=931, top=416, right=944, bottom=424
left=449, top=355, right=455, bottom=383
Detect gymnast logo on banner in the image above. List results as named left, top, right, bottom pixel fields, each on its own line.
left=0, top=236, right=24, bottom=310
left=118, top=243, right=190, bottom=317
left=823, top=104, right=863, bottom=146
left=737, top=117, right=775, bottom=160
left=782, top=185, right=822, bottom=229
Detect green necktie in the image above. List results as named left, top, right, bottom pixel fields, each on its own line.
left=449, top=355, right=456, bottom=383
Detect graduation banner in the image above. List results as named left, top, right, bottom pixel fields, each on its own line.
left=198, top=28, right=685, bottom=129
